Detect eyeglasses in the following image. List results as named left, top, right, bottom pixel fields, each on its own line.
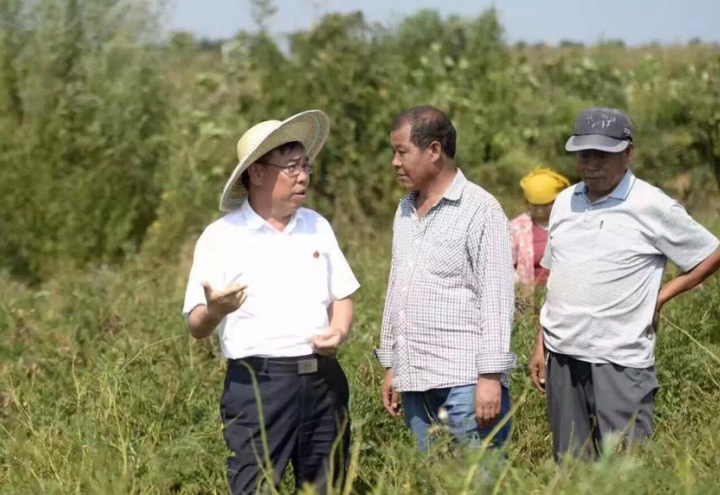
left=256, top=159, right=313, bottom=177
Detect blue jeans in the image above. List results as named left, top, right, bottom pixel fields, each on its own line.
left=402, top=385, right=511, bottom=453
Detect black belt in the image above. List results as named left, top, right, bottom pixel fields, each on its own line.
left=228, top=354, right=329, bottom=375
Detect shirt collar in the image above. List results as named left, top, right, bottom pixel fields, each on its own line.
left=442, top=168, right=467, bottom=202
left=401, top=168, right=467, bottom=209
left=573, top=170, right=635, bottom=203
left=241, top=198, right=302, bottom=233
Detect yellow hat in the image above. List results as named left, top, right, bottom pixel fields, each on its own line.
left=520, top=168, right=571, bottom=205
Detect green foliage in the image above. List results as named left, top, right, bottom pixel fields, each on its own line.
left=1, top=3, right=719, bottom=278
left=2, top=224, right=720, bottom=493
left=135, top=8, right=720, bottom=262
left=1, top=6, right=720, bottom=489
left=0, top=0, right=169, bottom=280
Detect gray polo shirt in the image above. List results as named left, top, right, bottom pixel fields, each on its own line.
left=540, top=171, right=719, bottom=368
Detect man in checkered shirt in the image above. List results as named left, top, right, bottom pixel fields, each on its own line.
left=376, top=106, right=517, bottom=452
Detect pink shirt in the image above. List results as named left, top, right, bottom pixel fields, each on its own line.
left=510, top=213, right=534, bottom=288
left=532, top=224, right=549, bottom=285
left=510, top=213, right=550, bottom=289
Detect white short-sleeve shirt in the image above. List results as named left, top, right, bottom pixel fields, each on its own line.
left=182, top=199, right=360, bottom=359
left=540, top=171, right=719, bottom=368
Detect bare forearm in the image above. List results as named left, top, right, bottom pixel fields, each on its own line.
left=187, top=305, right=223, bottom=339
left=658, top=246, right=720, bottom=308
left=534, top=325, right=544, bottom=354
left=329, top=297, right=354, bottom=341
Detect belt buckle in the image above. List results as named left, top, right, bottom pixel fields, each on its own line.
left=297, top=358, right=318, bottom=375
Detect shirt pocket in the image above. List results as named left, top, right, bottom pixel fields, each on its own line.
left=425, top=236, right=465, bottom=277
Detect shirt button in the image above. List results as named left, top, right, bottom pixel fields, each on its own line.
left=399, top=310, right=405, bottom=317
left=408, top=261, right=414, bottom=268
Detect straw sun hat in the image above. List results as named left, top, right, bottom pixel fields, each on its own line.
left=219, top=110, right=330, bottom=211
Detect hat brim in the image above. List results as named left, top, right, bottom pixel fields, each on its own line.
left=219, top=110, right=330, bottom=212
left=565, top=134, right=631, bottom=153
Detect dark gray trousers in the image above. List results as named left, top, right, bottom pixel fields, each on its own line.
left=221, top=354, right=350, bottom=494
left=546, top=351, right=658, bottom=461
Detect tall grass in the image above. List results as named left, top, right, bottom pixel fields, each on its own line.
left=2, top=221, right=720, bottom=493
left=2, top=1, right=720, bottom=493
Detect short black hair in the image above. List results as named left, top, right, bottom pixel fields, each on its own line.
left=241, top=141, right=304, bottom=190
left=391, top=106, right=456, bottom=159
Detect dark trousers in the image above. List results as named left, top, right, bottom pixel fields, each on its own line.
left=546, top=351, right=658, bottom=461
left=220, top=354, right=350, bottom=495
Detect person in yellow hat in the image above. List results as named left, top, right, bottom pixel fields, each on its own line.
left=510, top=168, right=570, bottom=289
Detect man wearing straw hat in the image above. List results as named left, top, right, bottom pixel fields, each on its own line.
left=182, top=110, right=360, bottom=494
left=528, top=107, right=720, bottom=460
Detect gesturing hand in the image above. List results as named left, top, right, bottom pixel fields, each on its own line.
left=311, top=327, right=345, bottom=356
left=202, top=282, right=248, bottom=319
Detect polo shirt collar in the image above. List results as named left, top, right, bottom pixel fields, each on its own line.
left=241, top=199, right=302, bottom=233
left=574, top=170, right=636, bottom=203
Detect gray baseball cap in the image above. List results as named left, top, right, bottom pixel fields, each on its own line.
left=565, top=107, right=634, bottom=153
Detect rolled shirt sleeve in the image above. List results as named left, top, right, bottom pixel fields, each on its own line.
left=471, top=205, right=518, bottom=376
left=653, top=203, right=720, bottom=272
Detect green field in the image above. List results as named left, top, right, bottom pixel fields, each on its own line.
left=2, top=223, right=720, bottom=493
left=2, top=1, right=720, bottom=493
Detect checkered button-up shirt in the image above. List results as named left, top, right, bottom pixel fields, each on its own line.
left=376, top=169, right=517, bottom=392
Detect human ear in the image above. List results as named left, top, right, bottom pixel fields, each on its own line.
left=428, top=141, right=443, bottom=162
left=625, top=145, right=634, bottom=162
left=248, top=164, right=264, bottom=185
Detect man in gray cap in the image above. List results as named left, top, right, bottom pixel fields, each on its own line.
left=528, top=107, right=720, bottom=460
